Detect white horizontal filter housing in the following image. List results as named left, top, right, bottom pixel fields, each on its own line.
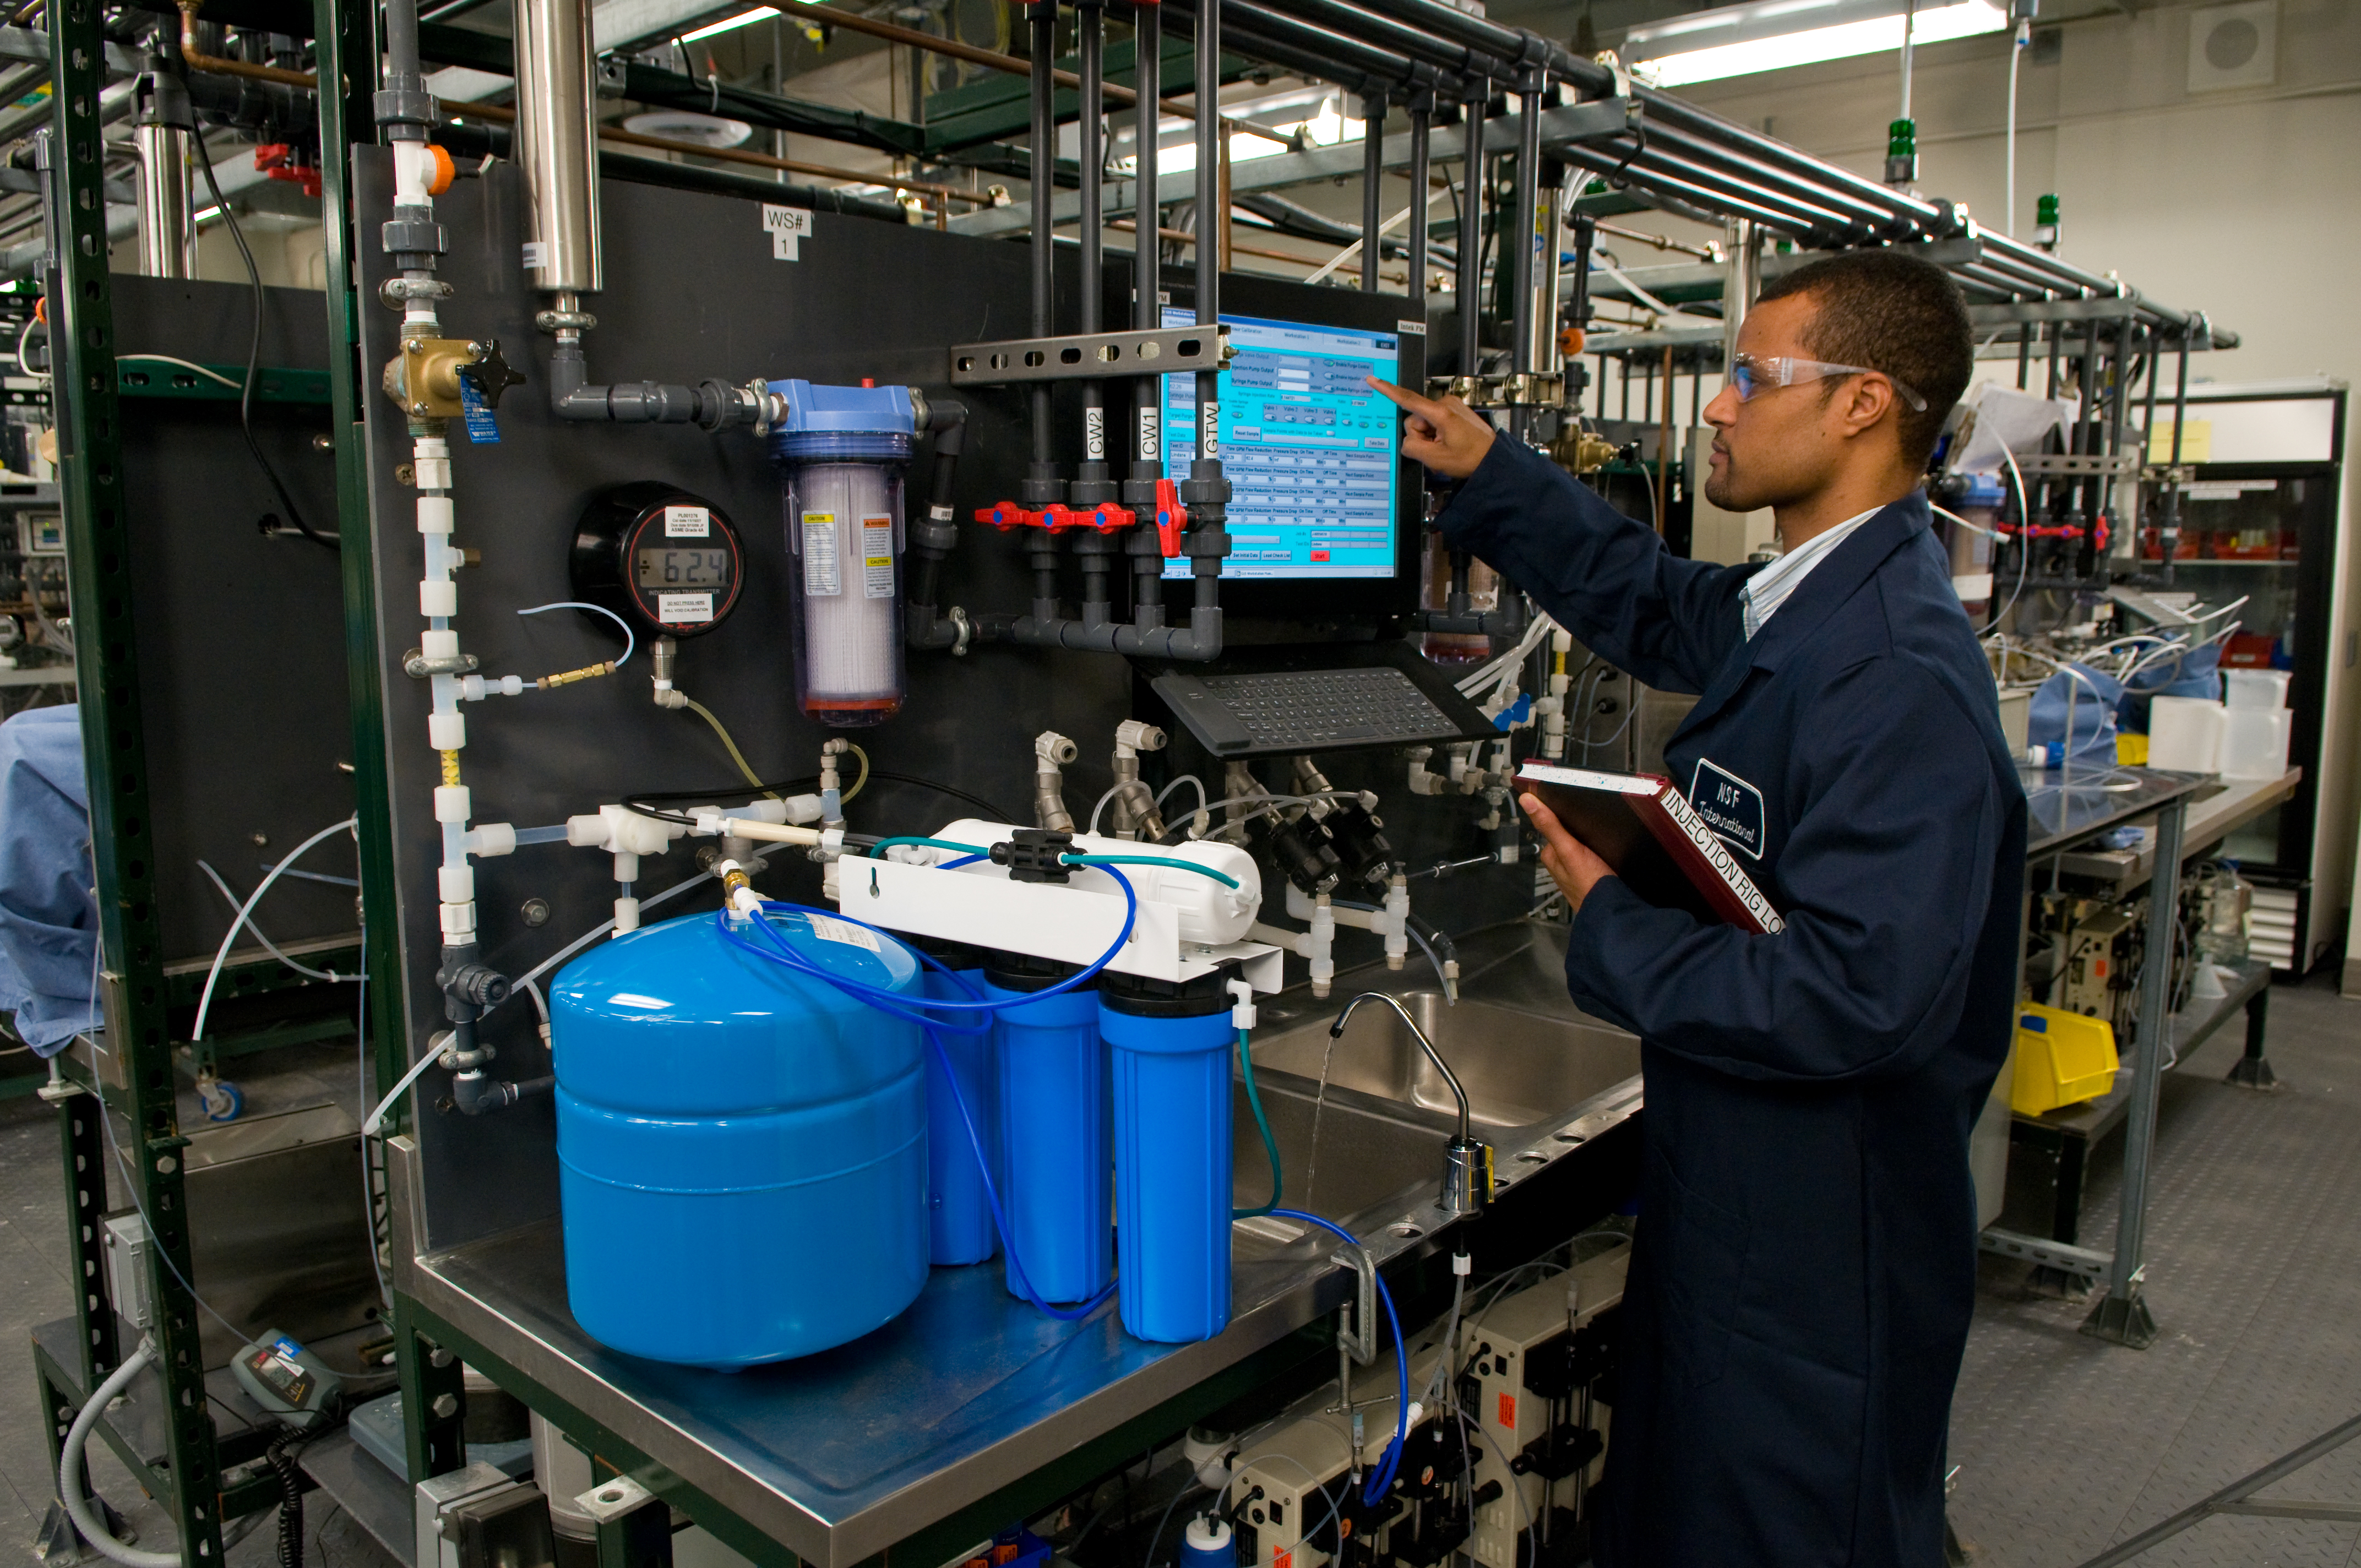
left=929, top=819, right=1262, bottom=944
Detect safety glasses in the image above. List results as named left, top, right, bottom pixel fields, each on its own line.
left=1730, top=353, right=1929, bottom=412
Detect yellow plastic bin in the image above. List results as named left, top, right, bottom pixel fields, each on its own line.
left=2011, top=1002, right=2120, bottom=1115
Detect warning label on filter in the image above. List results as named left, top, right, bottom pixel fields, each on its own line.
left=657, top=592, right=714, bottom=625
left=663, top=505, right=710, bottom=537
left=805, top=913, right=881, bottom=951
left=862, top=514, right=895, bottom=598
left=802, top=511, right=841, bottom=596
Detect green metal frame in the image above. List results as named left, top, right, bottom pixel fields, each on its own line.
left=45, top=0, right=229, bottom=1554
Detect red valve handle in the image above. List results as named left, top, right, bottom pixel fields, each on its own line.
left=1153, top=478, right=1187, bottom=558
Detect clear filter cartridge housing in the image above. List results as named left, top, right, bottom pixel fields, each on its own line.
left=769, top=380, right=916, bottom=727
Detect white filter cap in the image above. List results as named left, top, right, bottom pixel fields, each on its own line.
left=428, top=711, right=466, bottom=750
left=1182, top=1517, right=1232, bottom=1554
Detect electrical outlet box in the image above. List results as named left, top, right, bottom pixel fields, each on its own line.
left=101, top=1210, right=154, bottom=1331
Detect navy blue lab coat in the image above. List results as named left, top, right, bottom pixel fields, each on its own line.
left=1437, top=438, right=2027, bottom=1567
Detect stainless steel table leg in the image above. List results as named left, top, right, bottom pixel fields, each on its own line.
left=2082, top=795, right=2186, bottom=1348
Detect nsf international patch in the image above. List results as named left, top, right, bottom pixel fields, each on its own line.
left=1688, top=758, right=1766, bottom=861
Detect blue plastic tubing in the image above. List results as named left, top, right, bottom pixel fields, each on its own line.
left=923, top=965, right=997, bottom=1265
left=550, top=910, right=928, bottom=1368
left=986, top=975, right=1111, bottom=1303
left=1104, top=996, right=1235, bottom=1343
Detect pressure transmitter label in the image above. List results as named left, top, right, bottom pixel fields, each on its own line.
left=861, top=515, right=895, bottom=598
left=663, top=506, right=710, bottom=538
left=801, top=512, right=841, bottom=596
left=657, top=592, right=714, bottom=625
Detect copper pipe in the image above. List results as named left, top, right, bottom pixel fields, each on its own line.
left=762, top=1, right=1285, bottom=144
left=178, top=0, right=317, bottom=86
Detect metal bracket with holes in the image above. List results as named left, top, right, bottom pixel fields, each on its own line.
left=949, top=325, right=1230, bottom=386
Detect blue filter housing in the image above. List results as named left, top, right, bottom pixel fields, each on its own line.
left=1103, top=976, right=1236, bottom=1343
left=922, top=958, right=997, bottom=1265
left=551, top=909, right=929, bottom=1367
left=987, top=956, right=1110, bottom=1303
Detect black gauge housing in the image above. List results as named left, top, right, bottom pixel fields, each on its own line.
left=569, top=482, right=744, bottom=640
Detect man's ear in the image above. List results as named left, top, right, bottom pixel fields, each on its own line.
left=1832, top=373, right=1896, bottom=442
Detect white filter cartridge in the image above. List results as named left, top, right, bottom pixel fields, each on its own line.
left=788, top=461, right=904, bottom=725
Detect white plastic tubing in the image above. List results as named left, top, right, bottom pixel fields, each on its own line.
left=393, top=142, right=515, bottom=951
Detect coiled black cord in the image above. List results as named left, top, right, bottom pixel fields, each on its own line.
left=266, top=1429, right=306, bottom=1568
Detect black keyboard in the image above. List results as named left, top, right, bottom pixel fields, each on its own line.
left=1155, top=667, right=1468, bottom=754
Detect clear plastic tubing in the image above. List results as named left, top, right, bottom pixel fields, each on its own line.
left=920, top=946, right=998, bottom=1266
left=985, top=954, right=1111, bottom=1303
left=1102, top=975, right=1234, bottom=1343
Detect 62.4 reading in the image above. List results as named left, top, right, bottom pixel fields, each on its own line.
left=637, top=548, right=733, bottom=589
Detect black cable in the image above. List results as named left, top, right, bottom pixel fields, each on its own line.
left=186, top=116, right=336, bottom=553
left=623, top=771, right=1017, bottom=831
left=266, top=1428, right=307, bottom=1568
left=865, top=770, right=1018, bottom=823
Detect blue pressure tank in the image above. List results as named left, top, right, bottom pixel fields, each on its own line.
left=551, top=908, right=929, bottom=1368
left=987, top=952, right=1110, bottom=1304
left=1103, top=971, right=1236, bottom=1343
left=918, top=941, right=997, bottom=1266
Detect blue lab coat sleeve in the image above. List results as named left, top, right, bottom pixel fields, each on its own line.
left=1559, top=657, right=2004, bottom=1083
left=1433, top=435, right=1753, bottom=695
left=0, top=704, right=100, bottom=1054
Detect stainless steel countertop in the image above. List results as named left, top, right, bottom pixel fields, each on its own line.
left=389, top=921, right=1641, bottom=1567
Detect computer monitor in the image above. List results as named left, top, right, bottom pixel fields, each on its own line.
left=1152, top=274, right=1427, bottom=619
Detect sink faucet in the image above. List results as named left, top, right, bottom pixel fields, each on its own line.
left=1329, top=992, right=1494, bottom=1216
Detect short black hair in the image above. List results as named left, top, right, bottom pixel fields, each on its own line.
left=1753, top=249, right=1974, bottom=466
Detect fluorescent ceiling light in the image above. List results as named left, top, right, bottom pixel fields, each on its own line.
left=1625, top=0, right=2006, bottom=88
left=679, top=5, right=770, bottom=43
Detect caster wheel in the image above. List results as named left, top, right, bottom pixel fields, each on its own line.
left=200, top=1080, right=244, bottom=1122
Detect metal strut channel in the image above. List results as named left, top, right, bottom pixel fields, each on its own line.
left=46, top=0, right=226, bottom=1559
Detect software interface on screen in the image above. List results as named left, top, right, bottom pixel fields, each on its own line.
left=1160, top=309, right=1402, bottom=580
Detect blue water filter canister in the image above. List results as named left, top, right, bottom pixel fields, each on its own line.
left=1103, top=971, right=1237, bottom=1343
left=551, top=909, right=929, bottom=1368
left=1180, top=1516, right=1236, bottom=1568
left=917, top=939, right=997, bottom=1266
left=987, top=952, right=1110, bottom=1304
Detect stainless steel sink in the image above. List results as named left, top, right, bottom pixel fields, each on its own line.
left=1225, top=920, right=1644, bottom=1262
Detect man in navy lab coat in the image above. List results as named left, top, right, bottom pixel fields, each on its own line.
left=1375, top=251, right=2026, bottom=1566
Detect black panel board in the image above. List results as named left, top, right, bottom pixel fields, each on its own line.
left=352, top=151, right=1539, bottom=1253
left=112, top=276, right=359, bottom=965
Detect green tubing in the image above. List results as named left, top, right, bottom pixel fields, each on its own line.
left=1233, top=1028, right=1283, bottom=1219
left=1063, top=853, right=1241, bottom=889
left=867, top=835, right=991, bottom=858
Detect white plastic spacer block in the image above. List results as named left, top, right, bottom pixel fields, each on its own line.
left=438, top=865, right=475, bottom=903
left=467, top=823, right=516, bottom=858
left=613, top=897, right=641, bottom=934
left=421, top=628, right=460, bottom=659
left=420, top=580, right=458, bottom=617
left=416, top=496, right=455, bottom=535
left=433, top=785, right=470, bottom=823
left=427, top=711, right=466, bottom=750
left=439, top=901, right=477, bottom=938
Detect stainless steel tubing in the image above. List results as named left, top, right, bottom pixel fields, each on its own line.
left=133, top=122, right=192, bottom=278
left=1509, top=82, right=1541, bottom=379
left=513, top=0, right=602, bottom=293
left=1455, top=90, right=1482, bottom=374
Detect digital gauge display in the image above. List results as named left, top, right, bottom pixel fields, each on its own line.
left=569, top=483, right=745, bottom=640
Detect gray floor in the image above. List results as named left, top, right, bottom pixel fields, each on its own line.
left=1950, top=973, right=2361, bottom=1567
left=3, top=982, right=2358, bottom=1567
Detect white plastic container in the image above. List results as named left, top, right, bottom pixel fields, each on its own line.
left=2220, top=706, right=2292, bottom=780
left=2147, top=696, right=2226, bottom=774
left=2223, top=669, right=2291, bottom=711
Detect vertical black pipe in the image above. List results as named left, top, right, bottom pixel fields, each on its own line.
left=1072, top=1, right=1117, bottom=540
left=1361, top=91, right=1385, bottom=292
left=1510, top=79, right=1541, bottom=380
left=1124, top=0, right=1166, bottom=624
left=2160, top=321, right=2190, bottom=588
left=1406, top=98, right=1430, bottom=312
left=1455, top=94, right=1482, bottom=377
left=1178, top=0, right=1228, bottom=607
left=1024, top=1, right=1063, bottom=505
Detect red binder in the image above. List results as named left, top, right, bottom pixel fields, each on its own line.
left=1515, top=761, right=1786, bottom=934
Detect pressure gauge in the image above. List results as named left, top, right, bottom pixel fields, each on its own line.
left=569, top=482, right=744, bottom=640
